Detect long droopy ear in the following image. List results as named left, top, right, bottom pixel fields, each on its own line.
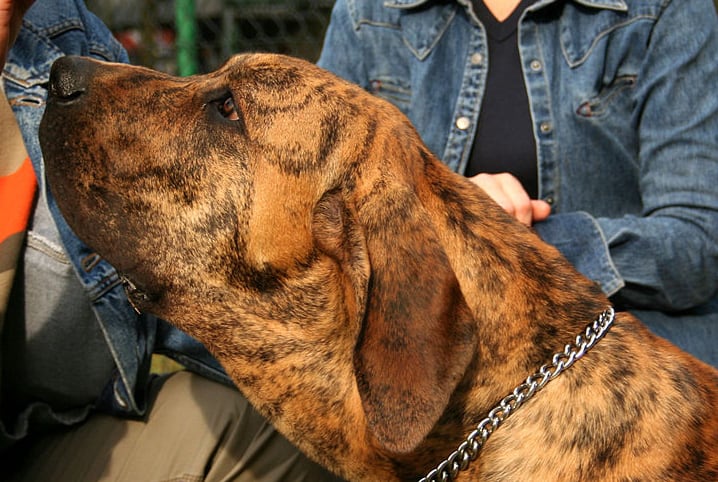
left=314, top=183, right=478, bottom=454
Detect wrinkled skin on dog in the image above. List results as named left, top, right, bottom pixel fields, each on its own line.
left=40, top=54, right=718, bottom=481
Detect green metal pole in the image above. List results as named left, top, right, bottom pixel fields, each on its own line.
left=175, top=0, right=198, bottom=76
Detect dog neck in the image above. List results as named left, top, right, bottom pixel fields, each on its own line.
left=164, top=153, right=611, bottom=481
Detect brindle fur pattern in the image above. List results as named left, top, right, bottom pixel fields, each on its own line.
left=40, top=54, right=718, bottom=481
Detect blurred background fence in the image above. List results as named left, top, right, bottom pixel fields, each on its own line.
left=86, top=0, right=334, bottom=75
left=87, top=0, right=718, bottom=77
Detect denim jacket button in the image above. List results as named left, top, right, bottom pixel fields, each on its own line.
left=539, top=121, right=553, bottom=133
left=470, top=53, right=483, bottom=65
left=456, top=116, right=471, bottom=130
left=530, top=59, right=542, bottom=72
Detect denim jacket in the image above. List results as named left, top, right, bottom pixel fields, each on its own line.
left=2, top=0, right=230, bottom=430
left=318, top=0, right=718, bottom=365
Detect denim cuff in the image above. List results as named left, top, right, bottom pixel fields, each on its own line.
left=533, top=211, right=624, bottom=296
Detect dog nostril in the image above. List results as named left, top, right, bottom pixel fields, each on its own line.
left=48, top=56, right=97, bottom=102
left=52, top=78, right=86, bottom=102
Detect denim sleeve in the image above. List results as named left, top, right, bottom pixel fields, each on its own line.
left=154, top=319, right=233, bottom=387
left=532, top=212, right=622, bottom=295
left=539, top=0, right=718, bottom=312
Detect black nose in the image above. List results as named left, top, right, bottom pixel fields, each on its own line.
left=48, top=56, right=99, bottom=102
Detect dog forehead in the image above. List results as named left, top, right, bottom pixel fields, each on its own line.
left=222, top=53, right=311, bottom=77
left=220, top=54, right=342, bottom=100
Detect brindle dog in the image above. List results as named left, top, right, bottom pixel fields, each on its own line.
left=40, top=54, right=718, bottom=481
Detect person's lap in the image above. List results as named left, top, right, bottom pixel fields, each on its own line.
left=4, top=371, right=343, bottom=482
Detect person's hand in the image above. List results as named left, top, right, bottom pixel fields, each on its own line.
left=469, top=172, right=551, bottom=226
left=0, top=0, right=34, bottom=68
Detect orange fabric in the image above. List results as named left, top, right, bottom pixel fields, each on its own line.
left=0, top=157, right=36, bottom=243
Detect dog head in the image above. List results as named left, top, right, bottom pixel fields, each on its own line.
left=40, top=53, right=486, bottom=467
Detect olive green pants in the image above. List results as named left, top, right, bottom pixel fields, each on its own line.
left=5, top=371, right=344, bottom=482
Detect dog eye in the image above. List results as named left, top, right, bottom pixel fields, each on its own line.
left=216, top=96, right=239, bottom=121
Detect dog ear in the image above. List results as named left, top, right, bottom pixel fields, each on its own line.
left=312, top=189, right=371, bottom=326
left=312, top=187, right=476, bottom=454
left=336, top=184, right=477, bottom=454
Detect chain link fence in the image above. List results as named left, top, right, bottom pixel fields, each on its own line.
left=87, top=0, right=718, bottom=76
left=86, top=0, right=334, bottom=75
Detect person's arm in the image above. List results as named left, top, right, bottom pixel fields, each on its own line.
left=536, top=0, right=718, bottom=312
left=0, top=0, right=33, bottom=66
left=0, top=0, right=35, bottom=447
left=0, top=0, right=34, bottom=324
left=0, top=75, right=27, bottom=175
left=0, top=0, right=34, bottom=168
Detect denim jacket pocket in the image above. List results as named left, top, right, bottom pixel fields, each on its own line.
left=575, top=74, right=636, bottom=118
left=559, top=2, right=658, bottom=68
left=4, top=74, right=48, bottom=113
left=391, top=2, right=457, bottom=61
left=368, top=76, right=411, bottom=112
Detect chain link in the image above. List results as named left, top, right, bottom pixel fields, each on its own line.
left=419, top=307, right=615, bottom=482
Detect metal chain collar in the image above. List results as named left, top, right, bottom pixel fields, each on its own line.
left=419, top=307, right=616, bottom=482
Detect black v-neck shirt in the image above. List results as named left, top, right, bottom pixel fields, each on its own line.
left=466, top=0, right=538, bottom=199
